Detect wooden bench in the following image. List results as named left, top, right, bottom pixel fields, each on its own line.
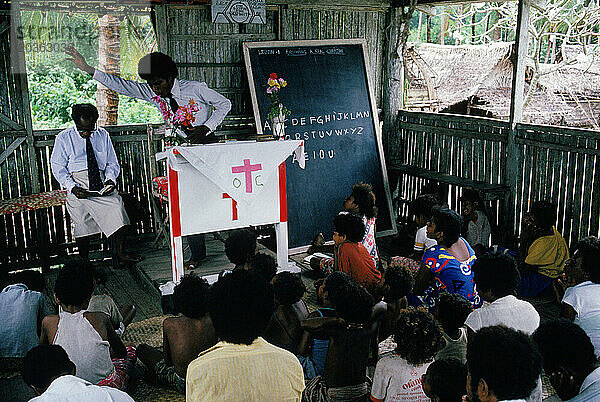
left=388, top=163, right=508, bottom=201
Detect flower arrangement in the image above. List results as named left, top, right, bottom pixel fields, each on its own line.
left=266, top=73, right=291, bottom=121
left=151, top=96, right=201, bottom=145
left=151, top=96, right=201, bottom=128
left=173, top=99, right=200, bottom=127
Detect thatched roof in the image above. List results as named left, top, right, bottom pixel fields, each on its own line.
left=405, top=42, right=600, bottom=128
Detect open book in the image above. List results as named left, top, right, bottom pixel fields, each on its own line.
left=86, top=184, right=115, bottom=197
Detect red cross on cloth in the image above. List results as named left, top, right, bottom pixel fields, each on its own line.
left=231, top=158, right=262, bottom=193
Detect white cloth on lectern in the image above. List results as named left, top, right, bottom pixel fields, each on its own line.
left=167, top=141, right=305, bottom=205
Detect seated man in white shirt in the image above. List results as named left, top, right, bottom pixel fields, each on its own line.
left=66, top=46, right=232, bottom=269
left=21, top=344, right=133, bottom=401
left=533, top=319, right=600, bottom=402
left=466, top=252, right=540, bottom=338
left=466, top=253, right=543, bottom=402
left=50, top=104, right=136, bottom=267
left=560, top=236, right=600, bottom=357
left=466, top=326, right=542, bottom=402
left=186, top=270, right=305, bottom=401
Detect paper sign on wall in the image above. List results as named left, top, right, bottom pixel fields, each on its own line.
left=212, top=0, right=266, bottom=24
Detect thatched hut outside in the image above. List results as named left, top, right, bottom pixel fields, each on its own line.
left=404, top=42, right=600, bottom=129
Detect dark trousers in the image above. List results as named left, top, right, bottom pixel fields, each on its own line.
left=187, top=234, right=206, bottom=261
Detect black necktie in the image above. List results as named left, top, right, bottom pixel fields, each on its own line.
left=86, top=137, right=103, bottom=191
left=167, top=93, right=179, bottom=112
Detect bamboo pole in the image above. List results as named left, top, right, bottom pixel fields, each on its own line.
left=505, top=0, right=530, bottom=242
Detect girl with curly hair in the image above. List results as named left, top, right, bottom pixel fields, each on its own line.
left=370, top=308, right=445, bottom=402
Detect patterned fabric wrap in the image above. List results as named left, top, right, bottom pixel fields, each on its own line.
left=154, top=359, right=185, bottom=394
left=97, top=346, right=136, bottom=390
left=152, top=176, right=169, bottom=200
left=302, top=376, right=370, bottom=402
left=319, top=257, right=335, bottom=275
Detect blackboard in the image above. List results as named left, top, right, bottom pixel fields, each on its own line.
left=243, top=39, right=396, bottom=249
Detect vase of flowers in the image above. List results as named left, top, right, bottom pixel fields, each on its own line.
left=266, top=73, right=290, bottom=140
left=152, top=96, right=201, bottom=145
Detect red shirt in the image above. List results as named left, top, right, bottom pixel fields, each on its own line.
left=335, top=242, right=381, bottom=293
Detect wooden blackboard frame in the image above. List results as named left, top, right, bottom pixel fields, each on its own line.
left=243, top=39, right=397, bottom=250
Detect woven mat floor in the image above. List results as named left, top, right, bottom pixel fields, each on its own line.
left=122, top=315, right=184, bottom=402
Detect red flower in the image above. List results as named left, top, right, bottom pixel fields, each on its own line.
left=270, top=73, right=278, bottom=79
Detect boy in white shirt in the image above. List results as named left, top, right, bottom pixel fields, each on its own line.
left=410, top=194, right=438, bottom=260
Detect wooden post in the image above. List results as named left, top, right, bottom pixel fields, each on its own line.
left=381, top=7, right=404, bottom=220
left=504, top=0, right=530, bottom=242
left=154, top=5, right=169, bottom=54
left=381, top=7, right=403, bottom=153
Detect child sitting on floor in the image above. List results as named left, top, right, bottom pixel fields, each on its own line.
left=560, top=236, right=600, bottom=357
left=421, top=358, right=467, bottom=402
left=224, top=228, right=258, bottom=271
left=434, top=292, right=471, bottom=364
left=518, top=200, right=569, bottom=298
left=309, top=182, right=379, bottom=274
left=22, top=344, right=134, bottom=401
left=460, top=189, right=491, bottom=256
left=328, top=213, right=381, bottom=295
left=137, top=274, right=216, bottom=394
left=371, top=308, right=445, bottom=402
left=378, top=261, right=415, bottom=343
left=263, top=272, right=309, bottom=354
left=248, top=252, right=278, bottom=283
left=0, top=270, right=50, bottom=360
left=301, top=272, right=376, bottom=401
left=39, top=262, right=136, bottom=390
left=58, top=263, right=135, bottom=338
left=410, top=194, right=438, bottom=261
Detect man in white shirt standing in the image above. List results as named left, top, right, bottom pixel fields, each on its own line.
left=66, top=46, right=232, bottom=269
left=50, top=104, right=135, bottom=267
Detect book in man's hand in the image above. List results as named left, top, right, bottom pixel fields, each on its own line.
left=85, top=184, right=115, bottom=197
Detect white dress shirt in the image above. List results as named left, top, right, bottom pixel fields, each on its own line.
left=562, top=281, right=600, bottom=357
left=465, top=295, right=540, bottom=335
left=92, top=69, right=232, bottom=132
left=50, top=126, right=120, bottom=192
left=29, top=374, right=134, bottom=401
left=569, top=366, right=600, bottom=401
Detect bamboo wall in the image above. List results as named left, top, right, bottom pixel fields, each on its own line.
left=515, top=123, right=600, bottom=246
left=0, top=8, right=39, bottom=270
left=156, top=4, right=388, bottom=115
left=391, top=110, right=600, bottom=247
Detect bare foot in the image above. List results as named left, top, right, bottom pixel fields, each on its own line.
left=308, top=233, right=325, bottom=254
left=184, top=260, right=199, bottom=270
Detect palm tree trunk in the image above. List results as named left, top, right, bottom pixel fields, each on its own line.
left=97, top=15, right=121, bottom=126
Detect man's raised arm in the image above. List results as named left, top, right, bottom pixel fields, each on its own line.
left=66, top=45, right=155, bottom=102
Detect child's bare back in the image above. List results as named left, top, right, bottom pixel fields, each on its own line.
left=163, top=315, right=216, bottom=378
